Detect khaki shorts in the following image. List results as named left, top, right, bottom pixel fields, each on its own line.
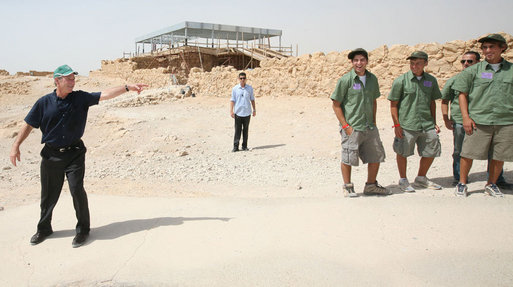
left=393, top=128, right=441, bottom=158
left=461, top=124, right=513, bottom=161
left=340, top=128, right=385, bottom=166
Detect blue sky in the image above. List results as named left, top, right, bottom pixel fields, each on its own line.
left=1, top=0, right=512, bottom=75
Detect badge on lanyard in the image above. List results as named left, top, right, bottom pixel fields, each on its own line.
left=481, top=72, right=493, bottom=79
left=353, top=83, right=361, bottom=90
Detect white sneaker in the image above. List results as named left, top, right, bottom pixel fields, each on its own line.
left=414, top=176, right=442, bottom=190
left=399, top=178, right=415, bottom=192
left=484, top=184, right=504, bottom=198
left=343, top=183, right=358, bottom=198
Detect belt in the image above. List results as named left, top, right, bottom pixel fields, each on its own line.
left=45, top=140, right=83, bottom=153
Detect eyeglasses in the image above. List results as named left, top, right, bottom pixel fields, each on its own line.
left=239, top=77, right=246, bottom=80
left=460, top=60, right=474, bottom=64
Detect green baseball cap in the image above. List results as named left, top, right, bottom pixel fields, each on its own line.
left=407, top=51, right=428, bottom=60
left=53, top=64, right=78, bottom=78
left=348, top=48, right=368, bottom=60
left=477, top=34, right=508, bottom=48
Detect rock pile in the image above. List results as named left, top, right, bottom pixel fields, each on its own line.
left=187, top=33, right=513, bottom=98
left=89, top=58, right=173, bottom=88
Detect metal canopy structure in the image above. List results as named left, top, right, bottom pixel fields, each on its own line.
left=135, top=21, right=283, bottom=55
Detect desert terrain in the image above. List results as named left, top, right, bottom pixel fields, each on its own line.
left=1, top=34, right=513, bottom=286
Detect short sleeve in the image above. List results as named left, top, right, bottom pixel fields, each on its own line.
left=452, top=69, right=472, bottom=94
left=24, top=98, right=43, bottom=128
left=330, top=78, right=347, bottom=103
left=388, top=77, right=403, bottom=101
left=441, top=77, right=455, bottom=101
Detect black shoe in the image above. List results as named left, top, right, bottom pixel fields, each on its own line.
left=497, top=181, right=513, bottom=190
left=72, top=233, right=89, bottom=248
left=30, top=231, right=53, bottom=245
left=241, top=147, right=249, bottom=151
left=232, top=147, right=239, bottom=152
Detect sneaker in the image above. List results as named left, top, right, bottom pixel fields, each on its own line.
left=455, top=183, right=468, bottom=197
left=343, top=183, right=358, bottom=198
left=484, top=184, right=504, bottom=198
left=363, top=181, right=392, bottom=196
left=399, top=178, right=415, bottom=192
left=414, top=176, right=442, bottom=190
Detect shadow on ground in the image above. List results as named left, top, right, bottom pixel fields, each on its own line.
left=252, top=144, right=285, bottom=150
left=51, top=217, right=232, bottom=244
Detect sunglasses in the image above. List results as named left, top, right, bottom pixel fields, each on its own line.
left=460, top=60, right=474, bottom=64
left=239, top=77, right=246, bottom=80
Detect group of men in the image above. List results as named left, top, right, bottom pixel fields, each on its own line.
left=331, top=33, right=513, bottom=198
left=7, top=33, right=512, bottom=248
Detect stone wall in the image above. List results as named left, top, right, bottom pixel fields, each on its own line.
left=187, top=33, right=513, bottom=98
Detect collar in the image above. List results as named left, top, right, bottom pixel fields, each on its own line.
left=407, top=70, right=425, bottom=81
left=484, top=58, right=507, bottom=70
left=350, top=69, right=368, bottom=81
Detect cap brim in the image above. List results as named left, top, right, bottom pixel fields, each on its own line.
left=406, top=56, right=427, bottom=60
left=54, top=71, right=78, bottom=78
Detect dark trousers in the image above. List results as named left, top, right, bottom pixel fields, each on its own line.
left=38, top=141, right=90, bottom=235
left=234, top=115, right=251, bottom=148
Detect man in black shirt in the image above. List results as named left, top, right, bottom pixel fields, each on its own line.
left=10, top=64, right=147, bottom=248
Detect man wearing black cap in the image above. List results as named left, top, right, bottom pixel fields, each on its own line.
left=453, top=33, right=513, bottom=197
left=9, top=64, right=148, bottom=247
left=388, top=51, right=443, bottom=193
left=331, top=48, right=390, bottom=197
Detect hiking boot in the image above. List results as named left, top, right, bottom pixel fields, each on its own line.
left=363, top=181, right=392, bottom=196
left=455, top=183, right=468, bottom=197
left=343, top=183, right=358, bottom=198
left=414, top=176, right=442, bottom=190
left=399, top=178, right=415, bottom=192
left=484, top=184, right=504, bottom=198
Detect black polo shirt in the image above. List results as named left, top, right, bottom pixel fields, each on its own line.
left=25, top=90, right=101, bottom=147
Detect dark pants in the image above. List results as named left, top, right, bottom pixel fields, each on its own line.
left=234, top=115, right=251, bottom=148
left=37, top=141, right=90, bottom=235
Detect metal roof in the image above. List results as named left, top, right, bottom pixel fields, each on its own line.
left=135, top=21, right=282, bottom=44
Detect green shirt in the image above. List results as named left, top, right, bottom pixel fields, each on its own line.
left=388, top=70, right=442, bottom=131
left=330, top=69, right=380, bottom=131
left=441, top=75, right=463, bottom=124
left=453, top=59, right=513, bottom=125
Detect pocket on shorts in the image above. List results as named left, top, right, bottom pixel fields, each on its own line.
left=393, top=137, right=405, bottom=155
left=342, top=147, right=359, bottom=166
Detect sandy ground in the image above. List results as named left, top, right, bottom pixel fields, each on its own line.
left=1, top=76, right=513, bottom=286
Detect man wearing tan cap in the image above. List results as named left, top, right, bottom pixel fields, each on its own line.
left=388, top=51, right=443, bottom=193
left=331, top=48, right=390, bottom=197
left=9, top=64, right=148, bottom=247
left=453, top=33, right=513, bottom=197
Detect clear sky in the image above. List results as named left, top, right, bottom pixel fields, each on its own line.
left=1, top=0, right=512, bottom=75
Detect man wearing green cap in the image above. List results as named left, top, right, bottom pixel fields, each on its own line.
left=9, top=64, right=148, bottom=247
left=331, top=48, right=391, bottom=197
left=453, top=33, right=513, bottom=197
left=388, top=51, right=443, bottom=193
left=442, top=51, right=512, bottom=189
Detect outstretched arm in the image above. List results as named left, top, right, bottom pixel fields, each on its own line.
left=10, top=123, right=33, bottom=166
left=100, top=84, right=148, bottom=101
